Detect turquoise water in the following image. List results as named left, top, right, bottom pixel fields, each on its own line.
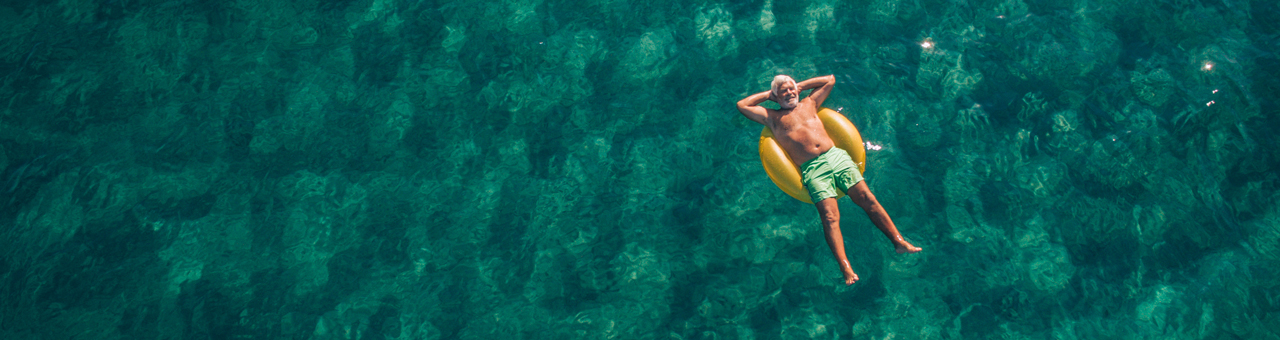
left=1, top=0, right=1278, bottom=338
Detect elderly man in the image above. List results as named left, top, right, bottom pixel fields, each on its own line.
left=736, top=74, right=921, bottom=285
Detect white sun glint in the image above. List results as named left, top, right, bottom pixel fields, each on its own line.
left=865, top=142, right=883, bottom=151
left=920, top=38, right=934, bottom=49
left=1202, top=62, right=1214, bottom=71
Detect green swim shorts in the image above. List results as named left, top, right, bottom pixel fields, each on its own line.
left=800, top=147, right=864, bottom=203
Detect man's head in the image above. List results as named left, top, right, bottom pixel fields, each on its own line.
left=771, top=75, right=799, bottom=109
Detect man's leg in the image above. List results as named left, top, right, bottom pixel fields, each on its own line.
left=847, top=181, right=922, bottom=254
left=816, top=198, right=859, bottom=285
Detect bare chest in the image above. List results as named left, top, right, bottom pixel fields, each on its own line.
left=769, top=109, right=821, bottom=133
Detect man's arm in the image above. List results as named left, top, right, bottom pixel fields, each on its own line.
left=796, top=75, right=836, bottom=108
left=736, top=90, right=771, bottom=125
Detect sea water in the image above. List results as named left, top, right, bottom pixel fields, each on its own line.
left=0, top=0, right=1277, bottom=339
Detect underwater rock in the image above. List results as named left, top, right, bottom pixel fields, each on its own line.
left=566, top=301, right=668, bottom=339
left=715, top=162, right=777, bottom=218
left=1132, top=204, right=1170, bottom=247
left=1009, top=34, right=1073, bottom=84
left=523, top=234, right=568, bottom=305
left=692, top=282, right=753, bottom=329
left=1073, top=102, right=1171, bottom=192
left=904, top=105, right=942, bottom=149
left=1082, top=138, right=1141, bottom=189
left=0, top=6, right=36, bottom=63
left=759, top=0, right=776, bottom=33
left=1046, top=110, right=1089, bottom=164
left=995, top=0, right=1030, bottom=19
left=943, top=56, right=985, bottom=103
left=914, top=49, right=953, bottom=99
left=1014, top=156, right=1066, bottom=199
left=477, top=70, right=592, bottom=128
left=275, top=170, right=369, bottom=296
left=1186, top=250, right=1260, bottom=338
left=947, top=205, right=1001, bottom=246
left=1017, top=92, right=1049, bottom=123
left=619, top=137, right=672, bottom=200
left=781, top=305, right=836, bottom=339
left=1250, top=210, right=1280, bottom=287
left=611, top=244, right=674, bottom=318
left=1130, top=66, right=1175, bottom=108
left=441, top=22, right=466, bottom=55
left=620, top=28, right=676, bottom=83
left=367, top=92, right=414, bottom=158
left=1121, top=103, right=1165, bottom=155
left=954, top=103, right=990, bottom=143
left=250, top=82, right=329, bottom=154
left=9, top=172, right=84, bottom=264
left=733, top=0, right=777, bottom=42
left=943, top=154, right=980, bottom=208
left=1069, top=12, right=1121, bottom=61
left=744, top=58, right=787, bottom=94
left=542, top=28, right=606, bottom=77
left=503, top=0, right=543, bottom=37
left=1025, top=243, right=1074, bottom=293
left=695, top=5, right=738, bottom=61
left=115, top=11, right=184, bottom=94
left=1056, top=194, right=1129, bottom=247
left=867, top=0, right=921, bottom=25
left=800, top=0, right=836, bottom=43
left=1172, top=3, right=1231, bottom=44
left=1136, top=285, right=1184, bottom=329
left=735, top=216, right=806, bottom=264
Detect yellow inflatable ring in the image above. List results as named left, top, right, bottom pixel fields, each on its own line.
left=759, top=107, right=866, bottom=204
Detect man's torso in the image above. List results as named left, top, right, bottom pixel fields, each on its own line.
left=767, top=99, right=834, bottom=167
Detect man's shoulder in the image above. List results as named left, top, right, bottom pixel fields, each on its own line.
left=799, top=102, right=821, bottom=114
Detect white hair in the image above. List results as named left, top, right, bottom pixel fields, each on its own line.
left=770, top=75, right=796, bottom=97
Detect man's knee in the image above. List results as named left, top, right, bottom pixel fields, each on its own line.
left=822, top=210, right=840, bottom=225
left=848, top=183, right=878, bottom=208
left=817, top=199, right=840, bottom=225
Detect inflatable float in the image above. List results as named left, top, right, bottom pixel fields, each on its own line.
left=759, top=107, right=866, bottom=204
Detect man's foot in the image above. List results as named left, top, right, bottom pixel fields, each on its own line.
left=895, top=241, right=922, bottom=254
left=842, top=268, right=859, bottom=285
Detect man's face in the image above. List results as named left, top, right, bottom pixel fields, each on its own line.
left=775, top=81, right=799, bottom=109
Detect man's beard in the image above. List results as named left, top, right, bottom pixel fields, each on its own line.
left=779, top=98, right=798, bottom=109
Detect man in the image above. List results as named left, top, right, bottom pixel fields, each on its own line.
left=736, top=74, right=921, bottom=285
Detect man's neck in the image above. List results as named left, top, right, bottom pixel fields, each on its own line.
left=776, top=101, right=803, bottom=112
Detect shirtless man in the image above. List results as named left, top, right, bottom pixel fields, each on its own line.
left=736, top=74, right=921, bottom=285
